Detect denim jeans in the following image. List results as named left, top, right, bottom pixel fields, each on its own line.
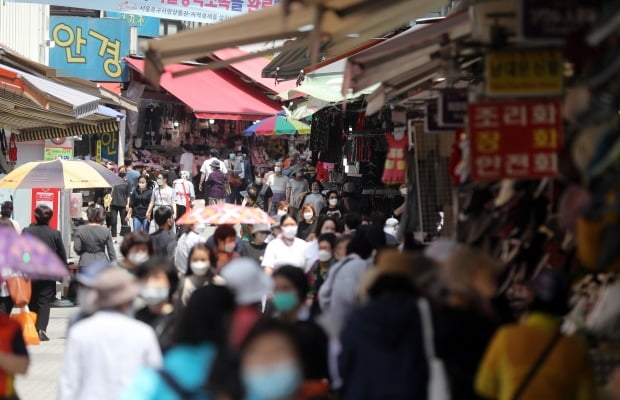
left=133, top=217, right=150, bottom=232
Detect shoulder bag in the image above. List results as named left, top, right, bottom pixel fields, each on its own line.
left=6, top=276, right=32, bottom=307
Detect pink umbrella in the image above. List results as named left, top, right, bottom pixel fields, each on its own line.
left=0, top=227, right=69, bottom=280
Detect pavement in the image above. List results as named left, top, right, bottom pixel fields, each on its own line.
left=15, top=306, right=74, bottom=400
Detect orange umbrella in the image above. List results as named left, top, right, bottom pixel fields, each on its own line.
left=177, top=203, right=276, bottom=226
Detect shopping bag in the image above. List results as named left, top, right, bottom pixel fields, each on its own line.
left=6, top=276, right=32, bottom=307
left=120, top=225, right=132, bottom=236
left=10, top=307, right=39, bottom=346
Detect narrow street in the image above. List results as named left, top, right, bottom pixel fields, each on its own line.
left=15, top=307, right=73, bottom=400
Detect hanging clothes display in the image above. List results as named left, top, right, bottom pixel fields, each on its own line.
left=8, top=133, right=17, bottom=163
left=382, top=130, right=407, bottom=184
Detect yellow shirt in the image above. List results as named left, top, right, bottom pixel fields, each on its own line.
left=475, top=312, right=595, bottom=400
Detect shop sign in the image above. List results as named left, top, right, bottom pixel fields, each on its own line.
left=8, top=0, right=278, bottom=24
left=31, top=189, right=60, bottom=229
left=519, top=0, right=597, bottom=41
left=438, top=90, right=467, bottom=127
left=100, top=132, right=118, bottom=163
left=44, top=146, right=73, bottom=161
left=485, top=49, right=563, bottom=97
left=468, top=100, right=562, bottom=181
left=49, top=17, right=130, bottom=82
left=96, top=140, right=102, bottom=163
left=105, top=12, right=160, bottom=38
left=425, top=101, right=453, bottom=133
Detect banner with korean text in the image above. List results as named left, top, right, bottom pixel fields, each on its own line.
left=468, top=100, right=563, bottom=181
left=8, top=0, right=278, bottom=23
left=50, top=17, right=130, bottom=81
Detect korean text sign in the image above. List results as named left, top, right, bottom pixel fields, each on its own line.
left=50, top=17, right=130, bottom=82
left=8, top=0, right=278, bottom=23
left=485, top=49, right=563, bottom=97
left=468, top=100, right=563, bottom=181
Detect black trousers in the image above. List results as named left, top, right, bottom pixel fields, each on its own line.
left=29, top=280, right=56, bottom=332
left=0, top=296, right=13, bottom=315
left=110, top=205, right=127, bottom=237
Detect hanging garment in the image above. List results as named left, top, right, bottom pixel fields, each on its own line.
left=382, top=132, right=407, bottom=184
left=8, top=133, right=17, bottom=162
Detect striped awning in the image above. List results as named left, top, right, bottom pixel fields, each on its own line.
left=15, top=120, right=119, bottom=142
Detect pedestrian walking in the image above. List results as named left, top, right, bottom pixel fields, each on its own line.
left=110, top=169, right=131, bottom=239
left=267, top=161, right=290, bottom=215
left=177, top=243, right=223, bottom=306
left=127, top=175, right=153, bottom=232
left=146, top=172, right=177, bottom=234
left=173, top=170, right=195, bottom=218
left=59, top=268, right=162, bottom=400
left=246, top=170, right=273, bottom=213
left=206, top=160, right=228, bottom=205
left=174, top=223, right=206, bottom=275
left=110, top=231, right=154, bottom=273
left=150, top=207, right=177, bottom=259
left=262, top=215, right=308, bottom=274
left=74, top=204, right=117, bottom=268
left=243, top=224, right=270, bottom=264
left=124, top=159, right=141, bottom=194
left=0, top=200, right=20, bottom=233
left=23, top=205, right=68, bottom=341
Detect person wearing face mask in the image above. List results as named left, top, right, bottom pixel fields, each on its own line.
left=276, top=201, right=291, bottom=218
left=134, top=257, right=179, bottom=352
left=207, top=224, right=242, bottom=269
left=262, top=215, right=308, bottom=275
left=247, top=170, right=274, bottom=213
left=302, top=181, right=326, bottom=220
left=267, top=162, right=291, bottom=216
left=272, top=267, right=330, bottom=396
left=307, top=233, right=336, bottom=318
left=240, top=318, right=305, bottom=400
left=174, top=224, right=207, bottom=275
left=146, top=172, right=177, bottom=234
left=320, top=190, right=346, bottom=220
left=303, top=216, right=341, bottom=271
left=288, top=169, right=309, bottom=218
left=243, top=224, right=270, bottom=264
left=110, top=231, right=154, bottom=273
left=177, top=244, right=224, bottom=306
left=127, top=176, right=153, bottom=232
left=297, top=204, right=317, bottom=241
left=123, top=285, right=239, bottom=400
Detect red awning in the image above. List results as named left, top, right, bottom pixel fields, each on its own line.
left=125, top=57, right=281, bottom=121
left=211, top=48, right=297, bottom=95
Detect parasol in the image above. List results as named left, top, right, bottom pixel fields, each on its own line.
left=243, top=115, right=310, bottom=136
left=177, top=203, right=276, bottom=226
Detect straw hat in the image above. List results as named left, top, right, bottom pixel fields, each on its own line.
left=210, top=160, right=221, bottom=169
left=94, top=268, right=140, bottom=309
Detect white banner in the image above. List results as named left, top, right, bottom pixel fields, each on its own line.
left=6, top=0, right=278, bottom=23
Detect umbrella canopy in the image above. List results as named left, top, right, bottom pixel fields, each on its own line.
left=244, top=115, right=310, bottom=136
left=177, top=203, right=276, bottom=226
left=0, top=160, right=124, bottom=189
left=0, top=228, right=69, bottom=280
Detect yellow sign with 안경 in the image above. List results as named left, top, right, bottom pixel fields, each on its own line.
left=485, top=49, right=563, bottom=97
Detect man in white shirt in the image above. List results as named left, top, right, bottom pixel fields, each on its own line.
left=59, top=268, right=162, bottom=400
left=178, top=145, right=194, bottom=177
left=198, top=149, right=228, bottom=195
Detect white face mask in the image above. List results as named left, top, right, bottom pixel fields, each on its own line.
left=190, top=261, right=210, bottom=276
left=224, top=242, right=236, bottom=253
left=128, top=251, right=149, bottom=265
left=328, top=198, right=338, bottom=206
left=141, top=286, right=169, bottom=306
left=138, top=183, right=147, bottom=189
left=282, top=226, right=298, bottom=239
left=156, top=179, right=164, bottom=186
left=303, top=212, right=314, bottom=221
left=318, top=249, right=332, bottom=262
left=274, top=166, right=282, bottom=173
left=400, top=188, right=407, bottom=196
left=255, top=178, right=263, bottom=185
left=277, top=210, right=288, bottom=216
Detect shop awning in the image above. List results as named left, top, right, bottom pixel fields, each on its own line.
left=343, top=9, right=472, bottom=96
left=278, top=74, right=380, bottom=102
left=126, top=57, right=281, bottom=121
left=58, top=77, right=138, bottom=112
left=143, top=0, right=445, bottom=86
left=14, top=120, right=120, bottom=143
left=210, top=48, right=297, bottom=95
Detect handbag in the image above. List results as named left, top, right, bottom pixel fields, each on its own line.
left=6, top=276, right=32, bottom=307
left=120, top=225, right=132, bottom=236
left=417, top=298, right=451, bottom=400
left=11, top=306, right=40, bottom=346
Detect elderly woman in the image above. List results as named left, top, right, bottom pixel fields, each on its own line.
left=74, top=204, right=117, bottom=268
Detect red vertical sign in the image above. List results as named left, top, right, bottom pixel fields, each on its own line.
left=31, top=188, right=60, bottom=230
left=468, top=100, right=563, bottom=181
